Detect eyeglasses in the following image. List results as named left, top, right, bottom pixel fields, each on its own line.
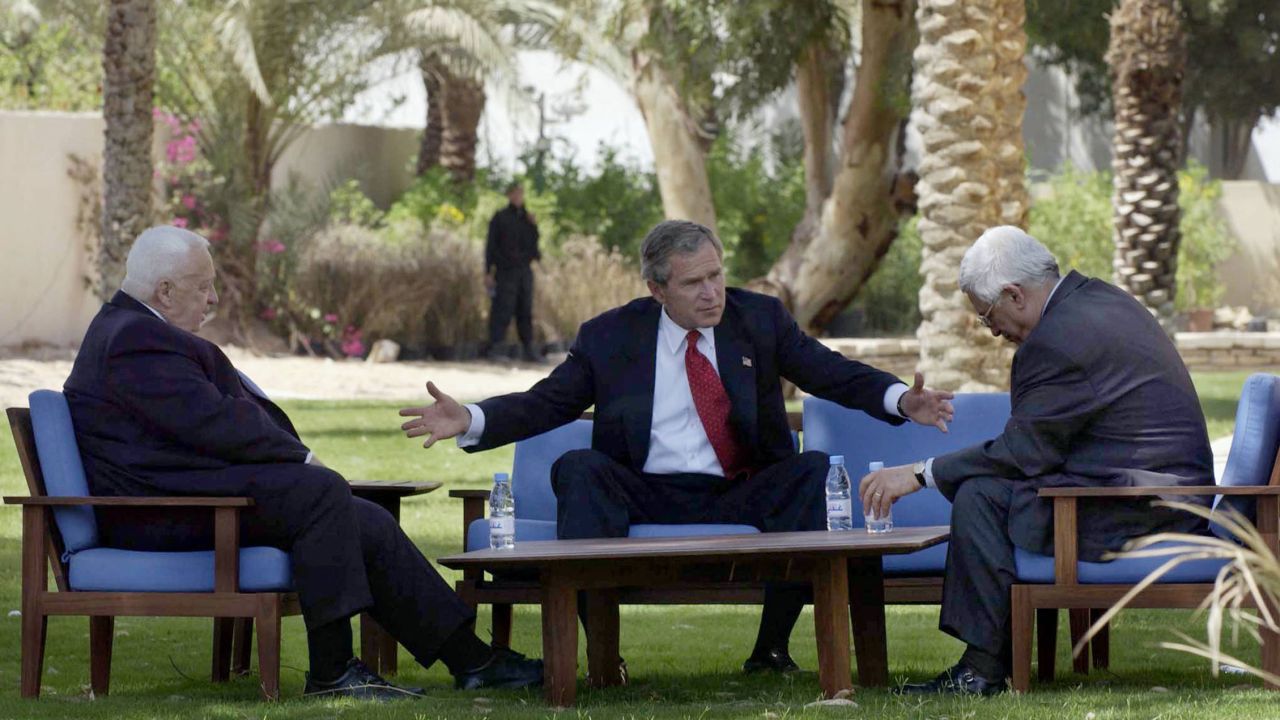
left=977, top=292, right=1005, bottom=329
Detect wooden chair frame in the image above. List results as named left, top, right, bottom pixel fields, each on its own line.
left=4, top=407, right=300, bottom=701
left=1011, top=447, right=1280, bottom=692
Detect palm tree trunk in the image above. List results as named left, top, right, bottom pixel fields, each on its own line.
left=752, top=0, right=918, bottom=334
left=914, top=0, right=1029, bottom=391
left=1108, top=0, right=1186, bottom=333
left=99, top=0, right=156, bottom=299
left=439, top=69, right=484, bottom=184
left=632, top=49, right=718, bottom=233
left=417, top=51, right=443, bottom=176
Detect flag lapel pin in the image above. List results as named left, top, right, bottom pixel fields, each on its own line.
left=742, top=356, right=753, bottom=368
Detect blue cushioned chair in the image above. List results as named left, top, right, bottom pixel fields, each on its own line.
left=1009, top=373, right=1280, bottom=692
left=4, top=391, right=301, bottom=700
left=450, top=413, right=799, bottom=646
left=801, top=393, right=1011, bottom=592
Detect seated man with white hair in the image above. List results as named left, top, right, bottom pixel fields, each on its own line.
left=63, top=226, right=543, bottom=700
left=859, top=225, right=1213, bottom=695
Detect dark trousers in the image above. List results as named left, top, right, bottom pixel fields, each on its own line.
left=939, top=477, right=1020, bottom=674
left=550, top=448, right=830, bottom=651
left=489, top=265, right=534, bottom=347
left=98, top=463, right=475, bottom=668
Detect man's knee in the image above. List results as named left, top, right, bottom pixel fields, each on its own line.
left=295, top=465, right=352, bottom=509
left=352, top=496, right=399, bottom=543
left=550, top=449, right=613, bottom=497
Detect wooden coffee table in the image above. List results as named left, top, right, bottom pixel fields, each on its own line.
left=439, top=527, right=948, bottom=706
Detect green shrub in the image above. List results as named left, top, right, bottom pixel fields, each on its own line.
left=543, top=146, right=664, bottom=260
left=853, top=216, right=924, bottom=335
left=328, top=179, right=385, bottom=228
left=850, top=162, right=1235, bottom=333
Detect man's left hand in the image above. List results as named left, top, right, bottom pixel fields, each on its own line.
left=859, top=465, right=922, bottom=520
left=900, top=371, right=955, bottom=433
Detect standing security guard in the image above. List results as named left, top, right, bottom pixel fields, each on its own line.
left=483, top=181, right=542, bottom=362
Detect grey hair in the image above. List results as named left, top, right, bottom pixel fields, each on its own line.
left=121, top=226, right=210, bottom=299
left=958, top=226, right=1061, bottom=305
left=640, top=220, right=723, bottom=284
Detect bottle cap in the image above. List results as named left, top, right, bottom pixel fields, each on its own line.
left=494, top=472, right=510, bottom=482
left=829, top=455, right=844, bottom=465
left=869, top=461, right=885, bottom=471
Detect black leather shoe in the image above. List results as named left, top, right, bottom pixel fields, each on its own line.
left=303, top=658, right=424, bottom=701
left=454, top=647, right=544, bottom=690
left=897, top=662, right=1006, bottom=696
left=742, top=648, right=801, bottom=674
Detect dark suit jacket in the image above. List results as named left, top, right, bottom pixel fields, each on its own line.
left=64, top=291, right=309, bottom=498
left=469, top=287, right=905, bottom=472
left=932, top=271, right=1213, bottom=560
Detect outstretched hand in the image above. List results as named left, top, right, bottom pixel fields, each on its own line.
left=399, top=381, right=472, bottom=448
left=900, top=371, right=955, bottom=433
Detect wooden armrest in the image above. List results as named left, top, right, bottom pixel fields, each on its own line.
left=1038, top=486, right=1280, bottom=498
left=449, top=489, right=492, bottom=500
left=4, top=496, right=253, bottom=507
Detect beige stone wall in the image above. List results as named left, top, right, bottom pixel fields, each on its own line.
left=1217, top=181, right=1280, bottom=314
left=824, top=332, right=1280, bottom=380
left=0, top=111, right=420, bottom=348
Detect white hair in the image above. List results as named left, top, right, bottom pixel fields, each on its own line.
left=958, top=226, right=1061, bottom=305
left=121, top=226, right=211, bottom=300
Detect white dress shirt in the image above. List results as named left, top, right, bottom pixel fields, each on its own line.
left=130, top=293, right=314, bottom=464
left=919, top=275, right=1067, bottom=487
left=460, top=306, right=911, bottom=477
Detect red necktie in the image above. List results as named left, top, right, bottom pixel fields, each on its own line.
left=685, top=330, right=750, bottom=478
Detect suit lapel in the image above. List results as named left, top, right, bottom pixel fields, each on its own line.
left=714, top=304, right=759, bottom=450
left=620, top=301, right=661, bottom=469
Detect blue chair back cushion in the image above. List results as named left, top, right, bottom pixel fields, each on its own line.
left=28, top=390, right=99, bottom=553
left=68, top=546, right=292, bottom=592
left=512, top=420, right=592, bottom=522
left=802, top=394, right=1010, bottom=574
left=1214, top=373, right=1280, bottom=534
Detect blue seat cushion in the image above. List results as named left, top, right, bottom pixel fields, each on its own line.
left=629, top=524, right=759, bottom=538
left=67, top=546, right=292, bottom=592
left=883, top=542, right=948, bottom=576
left=466, top=518, right=761, bottom=551
left=467, top=518, right=559, bottom=551
left=1014, top=542, right=1230, bottom=584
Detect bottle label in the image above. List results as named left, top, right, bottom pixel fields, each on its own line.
left=826, top=499, right=851, bottom=519
left=489, top=516, right=514, bottom=536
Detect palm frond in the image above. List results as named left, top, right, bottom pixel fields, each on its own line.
left=1074, top=500, right=1280, bottom=679
left=213, top=0, right=273, bottom=106
left=404, top=5, right=516, bottom=81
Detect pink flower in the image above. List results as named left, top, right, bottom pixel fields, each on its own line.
left=341, top=327, right=365, bottom=358
left=324, top=313, right=339, bottom=324
left=181, top=194, right=197, bottom=210
left=172, top=217, right=188, bottom=228
left=208, top=228, right=226, bottom=243
left=260, top=240, right=286, bottom=255
left=166, top=135, right=197, bottom=165
left=260, top=308, right=277, bottom=320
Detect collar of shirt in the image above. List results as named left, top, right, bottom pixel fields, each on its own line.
left=659, top=306, right=716, bottom=357
left=1040, top=276, right=1067, bottom=319
left=128, top=293, right=168, bottom=323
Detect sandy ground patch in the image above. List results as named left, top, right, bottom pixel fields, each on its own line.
left=0, top=345, right=558, bottom=408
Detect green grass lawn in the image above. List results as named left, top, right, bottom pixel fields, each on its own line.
left=0, top=371, right=1271, bottom=719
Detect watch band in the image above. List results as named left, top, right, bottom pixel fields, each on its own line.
left=896, top=391, right=908, bottom=418
left=912, top=460, right=927, bottom=487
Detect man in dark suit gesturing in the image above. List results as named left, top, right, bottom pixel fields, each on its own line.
left=400, top=220, right=955, bottom=671
left=64, top=226, right=542, bottom=700
left=860, top=226, right=1213, bottom=695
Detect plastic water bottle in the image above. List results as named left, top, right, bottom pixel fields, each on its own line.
left=489, top=473, right=515, bottom=550
left=864, top=461, right=894, bottom=534
left=825, top=455, right=854, bottom=531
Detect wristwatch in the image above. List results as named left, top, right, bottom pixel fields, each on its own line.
left=912, top=460, right=927, bottom=488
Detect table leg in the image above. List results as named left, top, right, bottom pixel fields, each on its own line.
left=847, top=557, right=888, bottom=687
left=812, top=556, right=853, bottom=698
left=541, top=571, right=578, bottom=706
left=585, top=589, right=623, bottom=688
left=358, top=496, right=402, bottom=675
